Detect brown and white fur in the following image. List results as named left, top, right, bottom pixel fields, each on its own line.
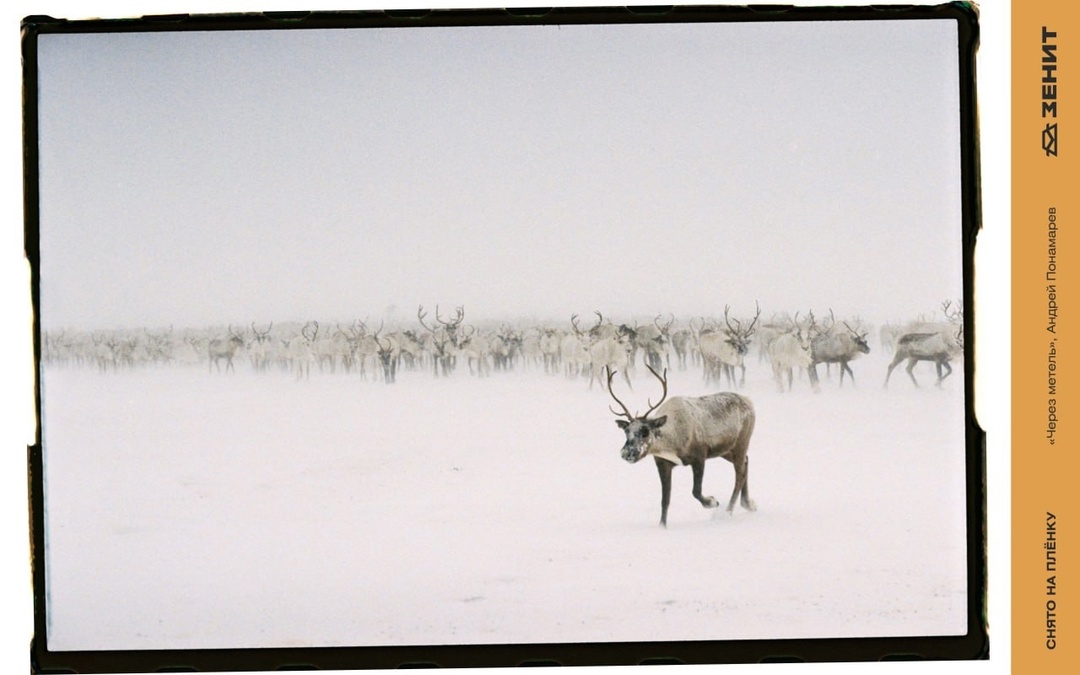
left=608, top=366, right=756, bottom=527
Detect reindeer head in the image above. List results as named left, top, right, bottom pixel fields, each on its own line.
left=224, top=325, right=246, bottom=349
left=608, top=365, right=669, bottom=464
left=251, top=322, right=274, bottom=344
left=793, top=311, right=816, bottom=349
left=720, top=302, right=760, bottom=356
left=843, top=321, right=871, bottom=355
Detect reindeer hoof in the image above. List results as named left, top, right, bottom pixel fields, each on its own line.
left=745, top=499, right=758, bottom=512
left=703, top=497, right=719, bottom=508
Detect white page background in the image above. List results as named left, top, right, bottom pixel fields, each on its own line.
left=1, top=0, right=1010, bottom=673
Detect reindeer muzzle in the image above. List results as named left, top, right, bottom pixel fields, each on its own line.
left=621, top=443, right=646, bottom=464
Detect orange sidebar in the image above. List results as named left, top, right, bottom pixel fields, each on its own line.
left=1013, top=1, right=1080, bottom=672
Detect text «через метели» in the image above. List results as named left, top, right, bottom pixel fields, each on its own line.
left=1047, top=208, right=1059, bottom=444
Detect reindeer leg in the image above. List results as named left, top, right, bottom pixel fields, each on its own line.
left=937, top=359, right=953, bottom=386
left=655, top=457, right=674, bottom=528
left=739, top=457, right=756, bottom=511
left=905, top=358, right=920, bottom=387
left=841, top=361, right=854, bottom=387
left=884, top=354, right=905, bottom=388
left=734, top=453, right=760, bottom=509
left=690, top=460, right=719, bottom=509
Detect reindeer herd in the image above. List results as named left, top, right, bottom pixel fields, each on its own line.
left=40, top=301, right=966, bottom=391
left=40, top=300, right=967, bottom=529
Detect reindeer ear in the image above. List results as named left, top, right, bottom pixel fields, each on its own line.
left=650, top=416, right=668, bottom=429
left=615, top=419, right=630, bottom=430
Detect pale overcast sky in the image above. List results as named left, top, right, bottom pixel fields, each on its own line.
left=35, top=17, right=964, bottom=329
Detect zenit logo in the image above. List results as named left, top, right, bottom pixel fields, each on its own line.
left=1042, top=26, right=1058, bottom=157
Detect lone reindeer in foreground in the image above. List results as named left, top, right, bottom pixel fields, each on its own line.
left=608, top=365, right=757, bottom=527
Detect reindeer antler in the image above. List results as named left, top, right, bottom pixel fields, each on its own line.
left=606, top=367, right=634, bottom=420
left=570, top=314, right=585, bottom=337
left=643, top=365, right=669, bottom=418
left=417, top=305, right=436, bottom=333
left=822, top=309, right=836, bottom=333
left=743, top=301, right=761, bottom=337
left=942, top=299, right=963, bottom=323
left=436, top=305, right=465, bottom=328
left=723, top=305, right=739, bottom=335
left=252, top=322, right=273, bottom=339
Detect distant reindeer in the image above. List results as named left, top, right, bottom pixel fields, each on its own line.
left=343, top=320, right=379, bottom=380
left=879, top=322, right=903, bottom=353
left=418, top=305, right=464, bottom=377
left=584, top=320, right=633, bottom=391
left=586, top=310, right=617, bottom=341
left=560, top=321, right=591, bottom=378
left=766, top=312, right=816, bottom=392
left=208, top=325, right=245, bottom=373
left=809, top=312, right=870, bottom=388
left=634, top=315, right=673, bottom=372
left=372, top=322, right=401, bottom=384
left=608, top=365, right=757, bottom=528
left=519, top=327, right=544, bottom=371
left=669, top=326, right=693, bottom=370
left=285, top=321, right=320, bottom=380
left=567, top=313, right=630, bottom=390
left=539, top=327, right=564, bottom=374
left=589, top=337, right=632, bottom=391
left=249, top=322, right=274, bottom=372
left=699, top=304, right=760, bottom=389
left=456, top=325, right=492, bottom=377
left=490, top=325, right=522, bottom=372
left=314, top=327, right=351, bottom=375
left=884, top=302, right=964, bottom=388
left=884, top=325, right=964, bottom=388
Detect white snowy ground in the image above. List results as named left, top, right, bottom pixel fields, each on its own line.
left=39, top=352, right=971, bottom=652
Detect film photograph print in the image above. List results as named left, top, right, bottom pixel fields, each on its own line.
left=26, top=4, right=985, bottom=670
